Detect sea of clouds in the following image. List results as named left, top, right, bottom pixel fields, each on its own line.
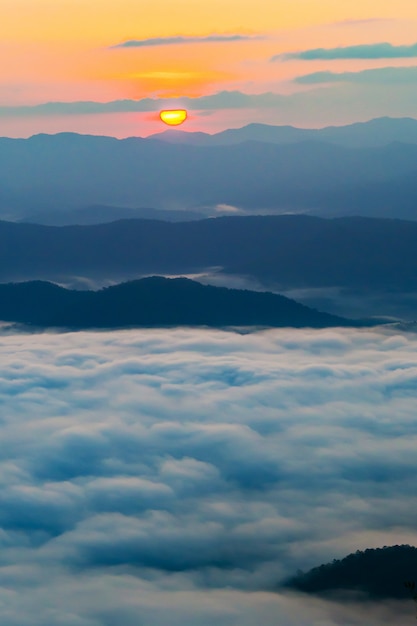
left=0, top=324, right=416, bottom=625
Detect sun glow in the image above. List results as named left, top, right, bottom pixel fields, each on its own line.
left=159, top=109, right=188, bottom=126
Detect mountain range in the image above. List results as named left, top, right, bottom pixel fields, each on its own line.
left=2, top=213, right=416, bottom=321
left=152, top=116, right=417, bottom=148
left=19, top=205, right=203, bottom=226
left=1, top=117, right=416, bottom=223
left=0, top=276, right=371, bottom=330
left=1, top=215, right=416, bottom=293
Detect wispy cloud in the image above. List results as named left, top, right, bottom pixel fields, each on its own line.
left=295, top=66, right=417, bottom=84
left=0, top=98, right=159, bottom=116
left=330, top=18, right=396, bottom=26
left=112, top=34, right=263, bottom=48
left=273, top=41, right=417, bottom=61
left=1, top=82, right=416, bottom=130
left=0, top=92, right=290, bottom=117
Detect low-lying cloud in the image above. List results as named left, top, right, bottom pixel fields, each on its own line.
left=0, top=325, right=416, bottom=624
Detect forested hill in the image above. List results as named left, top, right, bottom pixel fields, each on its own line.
left=0, top=276, right=374, bottom=330
left=1, top=215, right=417, bottom=292
left=282, top=545, right=417, bottom=599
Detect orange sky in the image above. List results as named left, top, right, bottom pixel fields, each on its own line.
left=1, top=0, right=416, bottom=136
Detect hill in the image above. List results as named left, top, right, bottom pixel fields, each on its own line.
left=1, top=130, right=417, bottom=221
left=0, top=215, right=416, bottom=293
left=0, top=276, right=373, bottom=330
left=282, top=545, right=417, bottom=600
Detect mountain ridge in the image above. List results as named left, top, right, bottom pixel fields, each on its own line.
left=1, top=122, right=417, bottom=220
left=282, top=545, right=417, bottom=600
left=0, top=276, right=374, bottom=330
left=0, top=214, right=416, bottom=293
left=150, top=116, right=417, bottom=148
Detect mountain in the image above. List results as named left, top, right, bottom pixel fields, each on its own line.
left=151, top=117, right=417, bottom=148
left=0, top=129, right=417, bottom=221
left=0, top=215, right=416, bottom=294
left=282, top=545, right=417, bottom=600
left=0, top=276, right=367, bottom=330
left=20, top=204, right=205, bottom=226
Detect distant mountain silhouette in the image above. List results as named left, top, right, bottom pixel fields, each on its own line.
left=0, top=215, right=417, bottom=295
left=282, top=545, right=417, bottom=600
left=21, top=204, right=204, bottom=226
left=1, top=125, right=417, bottom=221
left=0, top=276, right=375, bottom=329
left=151, top=117, right=417, bottom=149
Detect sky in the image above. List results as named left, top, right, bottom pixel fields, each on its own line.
left=1, top=0, right=417, bottom=136
left=0, top=324, right=416, bottom=624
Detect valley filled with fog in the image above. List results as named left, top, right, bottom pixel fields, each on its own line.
left=3, top=0, right=417, bottom=622
left=0, top=324, right=416, bottom=625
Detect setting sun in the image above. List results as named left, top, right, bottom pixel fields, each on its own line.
left=159, top=109, right=188, bottom=126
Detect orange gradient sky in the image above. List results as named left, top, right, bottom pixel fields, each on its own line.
left=1, top=0, right=416, bottom=136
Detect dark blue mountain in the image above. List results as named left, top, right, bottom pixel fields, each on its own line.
left=1, top=126, right=417, bottom=221
left=0, top=215, right=416, bottom=293
left=282, top=545, right=417, bottom=600
left=0, top=276, right=375, bottom=330
left=152, top=117, right=417, bottom=148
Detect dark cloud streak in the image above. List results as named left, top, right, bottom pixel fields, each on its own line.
left=112, top=34, right=263, bottom=48
left=295, top=66, right=417, bottom=84
left=273, top=41, right=417, bottom=61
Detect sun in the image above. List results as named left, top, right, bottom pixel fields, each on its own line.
left=159, top=109, right=188, bottom=126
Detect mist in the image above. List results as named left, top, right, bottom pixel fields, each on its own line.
left=0, top=325, right=416, bottom=624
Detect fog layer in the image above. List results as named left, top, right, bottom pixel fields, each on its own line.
left=0, top=326, right=416, bottom=624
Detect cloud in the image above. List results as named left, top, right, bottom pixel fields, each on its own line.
left=330, top=18, right=396, bottom=26
left=273, top=41, right=417, bottom=61
left=112, top=34, right=263, bottom=48
left=1, top=82, right=417, bottom=123
left=214, top=203, right=243, bottom=214
left=294, top=66, right=417, bottom=84
left=0, top=91, right=285, bottom=117
left=0, top=325, right=417, bottom=623
left=0, top=99, right=160, bottom=117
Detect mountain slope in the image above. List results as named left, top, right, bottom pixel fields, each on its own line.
left=0, top=215, right=417, bottom=294
left=1, top=131, right=417, bottom=220
left=0, top=276, right=370, bottom=329
left=282, top=545, right=417, bottom=600
left=152, top=117, right=417, bottom=148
